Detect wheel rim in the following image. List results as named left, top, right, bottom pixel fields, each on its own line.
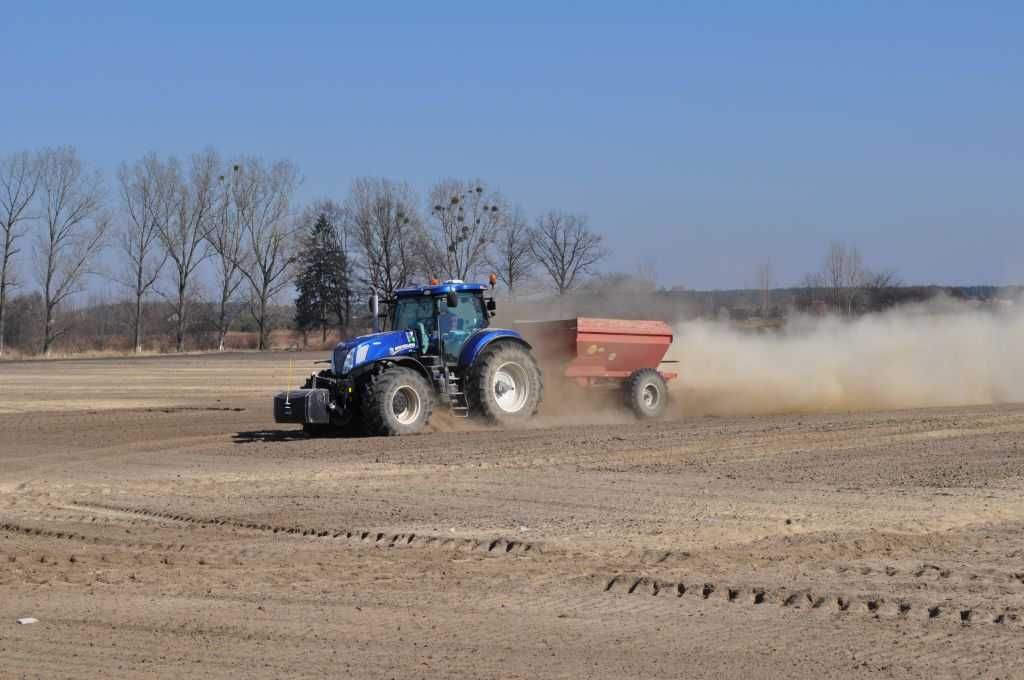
left=492, top=362, right=530, bottom=414
left=642, top=383, right=661, bottom=409
left=392, top=385, right=422, bottom=425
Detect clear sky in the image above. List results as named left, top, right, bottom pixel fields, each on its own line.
left=3, top=1, right=1022, bottom=289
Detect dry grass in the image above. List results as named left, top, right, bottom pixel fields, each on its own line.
left=0, top=329, right=350, bottom=362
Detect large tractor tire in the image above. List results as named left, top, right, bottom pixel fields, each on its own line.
left=470, top=343, right=543, bottom=425
left=362, top=366, right=434, bottom=436
left=624, top=368, right=668, bottom=419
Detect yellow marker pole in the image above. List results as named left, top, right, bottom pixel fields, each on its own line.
left=286, top=359, right=294, bottom=404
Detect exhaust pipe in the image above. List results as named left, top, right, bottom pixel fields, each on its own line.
left=370, top=291, right=380, bottom=333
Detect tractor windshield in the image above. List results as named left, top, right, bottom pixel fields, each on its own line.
left=393, top=296, right=436, bottom=336
left=392, top=292, right=488, bottom=363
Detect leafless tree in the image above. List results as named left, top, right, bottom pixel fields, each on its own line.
left=801, top=271, right=825, bottom=289
left=797, top=271, right=825, bottom=311
left=486, top=205, right=534, bottom=297
left=861, top=267, right=902, bottom=310
left=117, top=153, right=172, bottom=352
left=755, top=258, right=774, bottom=317
left=530, top=211, right=606, bottom=295
left=864, top=268, right=900, bottom=289
left=0, top=150, right=40, bottom=356
left=426, top=179, right=503, bottom=280
left=823, top=241, right=865, bottom=315
left=345, top=178, right=423, bottom=299
left=35, top=147, right=109, bottom=355
left=158, top=150, right=218, bottom=353
left=206, top=163, right=247, bottom=351
left=232, top=156, right=300, bottom=351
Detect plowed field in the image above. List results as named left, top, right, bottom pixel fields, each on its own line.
left=2, top=353, right=1023, bottom=678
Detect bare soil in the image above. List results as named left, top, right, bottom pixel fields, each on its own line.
left=2, top=352, right=1023, bottom=678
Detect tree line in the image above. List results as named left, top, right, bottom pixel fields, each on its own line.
left=0, top=147, right=608, bottom=356
left=799, top=241, right=901, bottom=316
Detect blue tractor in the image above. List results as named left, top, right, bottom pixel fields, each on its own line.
left=274, top=279, right=543, bottom=436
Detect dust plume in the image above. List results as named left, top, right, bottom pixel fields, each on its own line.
left=667, top=300, right=1024, bottom=416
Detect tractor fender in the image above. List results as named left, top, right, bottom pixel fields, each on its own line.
left=350, top=356, right=433, bottom=385
left=458, top=329, right=532, bottom=372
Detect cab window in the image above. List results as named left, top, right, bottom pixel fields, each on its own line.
left=439, top=293, right=487, bottom=362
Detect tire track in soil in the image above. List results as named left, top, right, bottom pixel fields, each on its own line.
left=62, top=501, right=1024, bottom=631
left=827, top=561, right=1024, bottom=588
left=0, top=514, right=257, bottom=580
left=70, top=500, right=540, bottom=558
left=602, top=573, right=1024, bottom=628
left=0, top=520, right=200, bottom=554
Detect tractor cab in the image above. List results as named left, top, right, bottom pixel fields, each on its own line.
left=390, top=280, right=495, bottom=365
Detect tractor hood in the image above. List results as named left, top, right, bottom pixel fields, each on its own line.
left=331, top=329, right=419, bottom=375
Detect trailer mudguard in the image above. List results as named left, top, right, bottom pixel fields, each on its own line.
left=457, top=329, right=531, bottom=372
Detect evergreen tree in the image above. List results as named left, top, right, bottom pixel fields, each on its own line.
left=294, top=213, right=350, bottom=343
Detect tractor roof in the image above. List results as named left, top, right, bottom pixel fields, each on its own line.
left=395, top=280, right=488, bottom=298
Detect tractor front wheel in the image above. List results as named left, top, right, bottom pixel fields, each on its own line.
left=362, top=366, right=434, bottom=436
left=624, top=368, right=668, bottom=419
left=471, top=344, right=543, bottom=425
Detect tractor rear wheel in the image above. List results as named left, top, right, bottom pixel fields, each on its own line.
left=362, top=366, right=434, bottom=436
left=624, top=368, right=668, bottom=418
left=470, top=343, right=543, bottom=425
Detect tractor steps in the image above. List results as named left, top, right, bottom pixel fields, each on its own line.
left=448, top=382, right=470, bottom=418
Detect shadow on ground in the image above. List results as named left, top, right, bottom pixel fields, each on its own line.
left=233, top=428, right=368, bottom=443
left=233, top=429, right=310, bottom=443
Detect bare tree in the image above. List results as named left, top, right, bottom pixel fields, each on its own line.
left=207, top=163, right=247, bottom=351
left=426, top=179, right=503, bottom=280
left=345, top=178, right=422, bottom=299
left=755, top=258, right=774, bottom=317
left=861, top=267, right=902, bottom=311
left=0, top=150, right=40, bottom=356
left=798, top=271, right=826, bottom=311
left=530, top=211, right=606, bottom=295
left=864, top=268, right=900, bottom=289
left=158, top=150, right=218, bottom=353
left=117, top=153, right=171, bottom=353
left=35, top=147, right=109, bottom=355
left=823, top=241, right=865, bottom=315
left=487, top=205, right=534, bottom=297
left=232, top=157, right=300, bottom=351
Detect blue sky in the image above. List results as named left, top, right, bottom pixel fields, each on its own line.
left=3, top=1, right=1022, bottom=289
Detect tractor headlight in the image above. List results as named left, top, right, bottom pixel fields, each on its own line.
left=341, top=347, right=356, bottom=374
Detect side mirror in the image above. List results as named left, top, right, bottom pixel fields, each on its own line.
left=486, top=298, right=496, bottom=312
left=446, top=291, right=458, bottom=308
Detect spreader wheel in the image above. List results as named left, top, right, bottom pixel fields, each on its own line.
left=624, top=368, right=668, bottom=419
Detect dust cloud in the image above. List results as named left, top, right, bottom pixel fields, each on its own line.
left=666, top=300, right=1024, bottom=416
